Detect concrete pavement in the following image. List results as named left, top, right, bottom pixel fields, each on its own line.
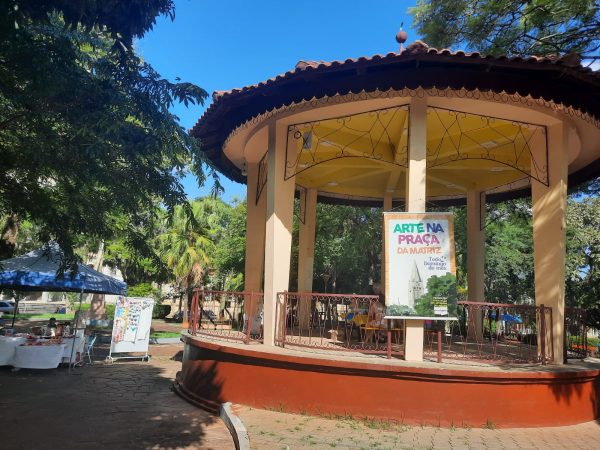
left=0, top=343, right=234, bottom=450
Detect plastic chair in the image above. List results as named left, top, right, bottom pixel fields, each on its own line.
left=84, top=334, right=97, bottom=363
left=362, top=301, right=386, bottom=345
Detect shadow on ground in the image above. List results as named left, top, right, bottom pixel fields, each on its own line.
left=0, top=342, right=230, bottom=450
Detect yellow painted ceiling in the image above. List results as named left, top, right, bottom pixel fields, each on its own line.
left=289, top=106, right=544, bottom=199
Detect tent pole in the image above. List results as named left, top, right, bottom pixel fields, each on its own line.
left=68, top=288, right=84, bottom=374
left=11, top=292, right=20, bottom=329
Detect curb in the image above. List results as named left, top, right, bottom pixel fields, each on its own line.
left=220, top=402, right=250, bottom=450
left=149, top=337, right=182, bottom=344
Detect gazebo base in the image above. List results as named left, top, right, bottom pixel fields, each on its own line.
left=177, top=333, right=600, bottom=428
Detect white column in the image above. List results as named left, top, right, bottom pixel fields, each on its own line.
left=467, top=191, right=485, bottom=340
left=406, top=96, right=427, bottom=212
left=403, top=95, right=428, bottom=361
left=263, top=121, right=296, bottom=346
left=404, top=319, right=425, bottom=361
left=244, top=162, right=267, bottom=293
left=297, top=188, right=318, bottom=292
left=298, top=188, right=317, bottom=330
left=244, top=161, right=267, bottom=324
left=381, top=193, right=393, bottom=301
left=532, top=123, right=567, bottom=365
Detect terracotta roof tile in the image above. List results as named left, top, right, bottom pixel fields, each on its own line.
left=191, top=41, right=599, bottom=184
left=198, top=42, right=596, bottom=111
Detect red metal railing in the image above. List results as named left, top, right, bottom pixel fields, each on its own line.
left=424, top=301, right=553, bottom=364
left=188, top=289, right=565, bottom=366
left=189, top=289, right=263, bottom=344
left=565, top=307, right=588, bottom=359
left=275, top=292, right=404, bottom=356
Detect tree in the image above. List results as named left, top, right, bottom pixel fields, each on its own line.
left=414, top=273, right=458, bottom=317
left=409, top=0, right=600, bottom=65
left=410, top=0, right=600, bottom=325
left=444, top=201, right=534, bottom=304
left=0, top=0, right=220, bottom=266
left=212, top=199, right=247, bottom=291
left=312, top=203, right=382, bottom=294
left=566, top=197, right=600, bottom=328
left=158, top=199, right=217, bottom=305
left=101, top=208, right=170, bottom=286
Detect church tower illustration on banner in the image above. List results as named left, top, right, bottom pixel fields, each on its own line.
left=407, top=260, right=424, bottom=308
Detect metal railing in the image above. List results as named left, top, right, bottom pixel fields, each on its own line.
left=187, top=290, right=571, bottom=366
left=275, top=292, right=403, bottom=356
left=432, top=301, right=554, bottom=364
left=565, top=307, right=588, bottom=360
left=189, top=289, right=263, bottom=344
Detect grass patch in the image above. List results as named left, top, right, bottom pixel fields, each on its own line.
left=150, top=331, right=181, bottom=339
left=13, top=313, right=75, bottom=320
left=568, top=335, right=598, bottom=348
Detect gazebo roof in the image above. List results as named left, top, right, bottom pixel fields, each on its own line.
left=191, top=41, right=600, bottom=188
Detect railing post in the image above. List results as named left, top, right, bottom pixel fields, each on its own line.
left=280, top=291, right=287, bottom=348
left=198, top=292, right=204, bottom=333
left=245, top=292, right=253, bottom=344
left=281, top=292, right=286, bottom=348
left=583, top=311, right=588, bottom=357
left=437, top=321, right=443, bottom=363
left=387, top=318, right=392, bottom=359
left=540, top=304, right=546, bottom=365
left=549, top=306, right=554, bottom=363
left=190, top=289, right=198, bottom=335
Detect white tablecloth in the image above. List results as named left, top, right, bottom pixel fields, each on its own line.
left=61, top=334, right=86, bottom=363
left=13, top=343, right=66, bottom=369
left=0, top=336, right=27, bottom=365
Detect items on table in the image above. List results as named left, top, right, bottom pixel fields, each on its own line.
left=29, top=319, right=73, bottom=338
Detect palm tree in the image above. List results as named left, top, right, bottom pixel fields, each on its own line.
left=158, top=199, right=217, bottom=314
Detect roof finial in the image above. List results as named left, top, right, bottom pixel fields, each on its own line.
left=396, top=22, right=408, bottom=53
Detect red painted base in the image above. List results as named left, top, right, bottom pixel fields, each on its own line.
left=177, top=334, right=600, bottom=428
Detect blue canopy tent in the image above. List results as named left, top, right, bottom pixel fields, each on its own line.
left=490, top=311, right=523, bottom=324
left=0, top=244, right=126, bottom=296
left=0, top=243, right=126, bottom=369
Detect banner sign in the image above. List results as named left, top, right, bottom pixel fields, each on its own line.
left=384, top=212, right=457, bottom=317
left=110, top=297, right=154, bottom=355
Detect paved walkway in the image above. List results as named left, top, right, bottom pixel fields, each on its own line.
left=237, top=406, right=600, bottom=450
left=0, top=344, right=234, bottom=450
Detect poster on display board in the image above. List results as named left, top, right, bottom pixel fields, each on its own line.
left=383, top=212, right=457, bottom=317
left=108, top=297, right=153, bottom=361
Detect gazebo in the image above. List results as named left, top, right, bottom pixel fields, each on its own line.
left=178, top=37, right=600, bottom=427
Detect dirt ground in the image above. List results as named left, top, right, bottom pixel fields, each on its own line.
left=237, top=405, right=600, bottom=450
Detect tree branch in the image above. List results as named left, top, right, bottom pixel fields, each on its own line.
left=0, top=112, right=27, bottom=131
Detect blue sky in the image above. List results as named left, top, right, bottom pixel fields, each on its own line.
left=138, top=0, right=419, bottom=202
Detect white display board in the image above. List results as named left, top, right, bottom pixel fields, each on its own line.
left=384, top=212, right=457, bottom=317
left=108, top=296, right=153, bottom=361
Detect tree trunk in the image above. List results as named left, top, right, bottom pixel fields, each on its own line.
left=0, top=212, right=20, bottom=260
left=94, top=240, right=105, bottom=271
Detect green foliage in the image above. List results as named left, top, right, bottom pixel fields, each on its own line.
left=311, top=203, right=382, bottom=293
left=449, top=201, right=534, bottom=303
left=0, top=0, right=221, bottom=265
left=128, top=282, right=160, bottom=300
left=158, top=198, right=218, bottom=292
left=409, top=0, right=600, bottom=63
left=127, top=282, right=165, bottom=318
left=212, top=200, right=247, bottom=280
left=566, top=196, right=600, bottom=328
left=483, top=201, right=534, bottom=303
left=104, top=303, right=115, bottom=319
left=150, top=331, right=180, bottom=339
left=101, top=210, right=170, bottom=286
left=2, top=1, right=177, bottom=48
left=386, top=304, right=415, bottom=316
left=414, top=273, right=458, bottom=316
